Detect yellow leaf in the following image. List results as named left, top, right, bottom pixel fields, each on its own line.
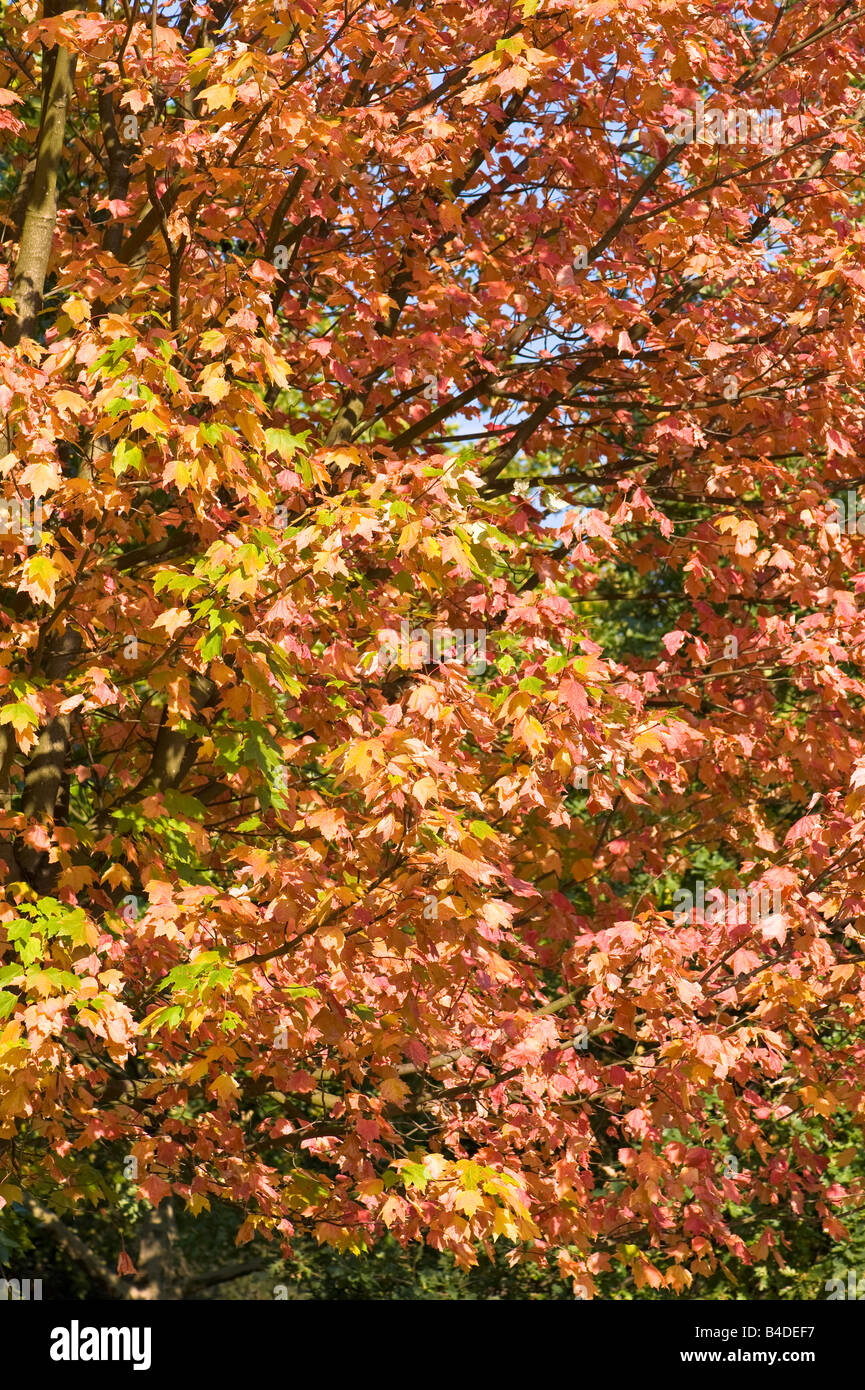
left=412, top=776, right=437, bottom=806
left=0, top=1083, right=30, bottom=1118
left=64, top=296, right=90, bottom=326
left=51, top=390, right=86, bottom=415
left=398, top=521, right=424, bottom=553
left=492, top=1206, right=520, bottom=1240
left=200, top=83, right=235, bottom=111
left=101, top=863, right=133, bottom=890
left=633, top=728, right=664, bottom=754
left=323, top=447, right=359, bottom=469
left=201, top=364, right=230, bottom=403
left=343, top=740, right=380, bottom=779
left=223, top=53, right=254, bottom=81
left=0, top=702, right=38, bottom=733
left=210, top=1073, right=240, bottom=1105
left=455, top=1189, right=486, bottom=1217
left=200, top=329, right=226, bottom=353
left=20, top=554, right=58, bottom=604
left=513, top=714, right=545, bottom=753
left=469, top=50, right=500, bottom=76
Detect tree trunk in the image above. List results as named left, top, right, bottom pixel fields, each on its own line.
left=4, top=12, right=77, bottom=347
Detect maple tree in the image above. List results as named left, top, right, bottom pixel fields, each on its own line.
left=2, top=0, right=865, bottom=1299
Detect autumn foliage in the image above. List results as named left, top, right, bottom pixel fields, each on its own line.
left=2, top=0, right=865, bottom=1297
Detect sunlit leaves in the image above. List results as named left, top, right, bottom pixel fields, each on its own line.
left=1, top=0, right=865, bottom=1302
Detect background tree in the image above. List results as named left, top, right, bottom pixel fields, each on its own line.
left=1, top=0, right=865, bottom=1299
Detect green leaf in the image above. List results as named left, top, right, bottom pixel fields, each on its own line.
left=468, top=819, right=497, bottom=841
left=199, top=629, right=223, bottom=661
left=113, top=440, right=144, bottom=477
left=401, top=1162, right=429, bottom=1191
left=545, top=654, right=570, bottom=674
left=0, top=701, right=40, bottom=730
left=265, top=427, right=306, bottom=461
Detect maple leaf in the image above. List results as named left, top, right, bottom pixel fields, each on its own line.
left=19, top=554, right=58, bottom=604
left=152, top=607, right=191, bottom=638
left=380, top=1077, right=411, bottom=1106
left=210, top=1074, right=240, bottom=1106
left=20, top=460, right=60, bottom=496
left=138, top=1176, right=172, bottom=1207
left=662, top=629, right=688, bottom=655
left=199, top=83, right=235, bottom=111
left=1, top=0, right=863, bottom=1302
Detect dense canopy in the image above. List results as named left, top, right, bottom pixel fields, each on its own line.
left=2, top=0, right=865, bottom=1297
